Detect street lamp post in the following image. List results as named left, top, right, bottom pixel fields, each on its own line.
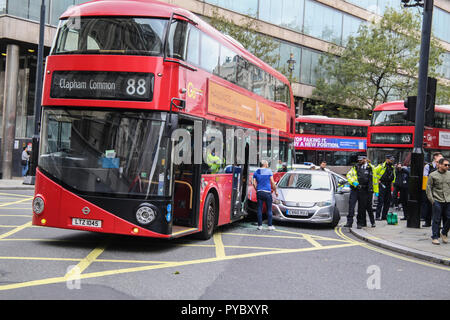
left=402, top=0, right=434, bottom=228
left=25, top=0, right=46, bottom=185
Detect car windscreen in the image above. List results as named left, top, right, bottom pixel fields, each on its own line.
left=278, top=172, right=331, bottom=190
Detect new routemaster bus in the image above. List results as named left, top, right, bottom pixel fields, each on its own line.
left=294, top=116, right=369, bottom=175
left=367, top=101, right=450, bottom=165
left=32, top=0, right=295, bottom=240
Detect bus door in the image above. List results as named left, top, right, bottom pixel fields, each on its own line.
left=230, top=143, right=249, bottom=221
left=172, top=116, right=202, bottom=229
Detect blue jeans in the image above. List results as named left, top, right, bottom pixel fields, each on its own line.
left=257, top=191, right=273, bottom=227
left=431, top=201, right=450, bottom=239
left=22, top=163, right=28, bottom=176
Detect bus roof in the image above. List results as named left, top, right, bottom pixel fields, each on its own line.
left=60, top=0, right=290, bottom=86
left=373, top=100, right=450, bottom=114
left=295, top=115, right=370, bottom=126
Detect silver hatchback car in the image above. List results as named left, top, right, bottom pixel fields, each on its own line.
left=272, top=169, right=350, bottom=228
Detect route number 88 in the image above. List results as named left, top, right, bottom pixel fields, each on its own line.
left=126, top=79, right=147, bottom=96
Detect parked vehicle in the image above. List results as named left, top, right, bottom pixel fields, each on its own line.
left=272, top=169, right=350, bottom=228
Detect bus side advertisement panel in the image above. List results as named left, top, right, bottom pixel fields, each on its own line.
left=207, top=80, right=287, bottom=132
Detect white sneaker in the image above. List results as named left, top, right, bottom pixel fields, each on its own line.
left=257, top=225, right=263, bottom=231
left=267, top=226, right=276, bottom=231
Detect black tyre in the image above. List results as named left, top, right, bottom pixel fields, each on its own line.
left=196, top=193, right=217, bottom=240
left=330, top=207, right=340, bottom=228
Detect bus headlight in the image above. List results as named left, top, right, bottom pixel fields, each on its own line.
left=33, top=196, right=45, bottom=214
left=135, top=204, right=156, bottom=225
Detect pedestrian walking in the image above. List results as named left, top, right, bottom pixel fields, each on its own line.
left=252, top=160, right=278, bottom=231
left=426, top=158, right=450, bottom=245
left=375, top=154, right=396, bottom=221
left=344, top=155, right=378, bottom=228
left=421, top=152, right=443, bottom=227
left=21, top=146, right=30, bottom=177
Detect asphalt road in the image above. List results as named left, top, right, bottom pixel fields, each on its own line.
left=0, top=189, right=449, bottom=302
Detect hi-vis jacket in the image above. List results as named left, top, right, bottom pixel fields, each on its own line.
left=346, top=163, right=379, bottom=194
left=374, top=161, right=396, bottom=186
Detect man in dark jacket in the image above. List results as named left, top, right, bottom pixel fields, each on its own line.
left=398, top=165, right=410, bottom=220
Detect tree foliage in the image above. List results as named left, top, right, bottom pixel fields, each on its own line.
left=312, top=8, right=447, bottom=111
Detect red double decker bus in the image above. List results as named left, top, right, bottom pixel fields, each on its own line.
left=294, top=116, right=369, bottom=174
left=32, top=0, right=295, bottom=240
left=367, top=101, right=450, bottom=165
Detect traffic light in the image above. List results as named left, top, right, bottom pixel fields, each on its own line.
left=404, top=96, right=416, bottom=122
left=403, top=77, right=436, bottom=126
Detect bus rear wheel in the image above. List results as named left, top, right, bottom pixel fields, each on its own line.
left=196, top=193, right=217, bottom=240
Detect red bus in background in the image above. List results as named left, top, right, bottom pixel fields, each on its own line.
left=294, top=116, right=369, bottom=174
left=32, top=0, right=295, bottom=240
left=367, top=101, right=450, bottom=166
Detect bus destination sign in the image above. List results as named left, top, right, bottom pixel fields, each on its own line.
left=51, top=71, right=154, bottom=101
left=371, top=133, right=413, bottom=145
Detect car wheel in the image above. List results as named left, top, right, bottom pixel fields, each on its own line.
left=196, top=193, right=217, bottom=240
left=330, top=207, right=340, bottom=228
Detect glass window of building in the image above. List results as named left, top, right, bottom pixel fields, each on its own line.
left=7, top=0, right=30, bottom=19
left=281, top=0, right=304, bottom=32
left=342, top=14, right=363, bottom=45
left=301, top=48, right=323, bottom=86
left=433, top=7, right=450, bottom=44
left=0, top=0, right=6, bottom=14
left=259, top=0, right=282, bottom=26
left=304, top=0, right=343, bottom=44
left=437, top=52, right=450, bottom=80
left=50, top=0, right=75, bottom=25
left=206, top=0, right=258, bottom=16
left=279, top=42, right=301, bottom=81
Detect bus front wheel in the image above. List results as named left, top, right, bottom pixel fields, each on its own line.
left=197, top=193, right=217, bottom=240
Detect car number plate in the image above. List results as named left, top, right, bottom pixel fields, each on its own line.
left=286, top=209, right=309, bottom=216
left=72, top=218, right=102, bottom=228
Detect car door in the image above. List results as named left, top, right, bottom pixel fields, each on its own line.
left=331, top=172, right=350, bottom=214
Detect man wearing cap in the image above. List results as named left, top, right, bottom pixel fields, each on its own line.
left=345, top=155, right=378, bottom=228
left=374, top=155, right=396, bottom=221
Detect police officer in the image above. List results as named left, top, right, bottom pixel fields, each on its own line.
left=344, top=155, right=378, bottom=228
left=375, top=154, right=396, bottom=221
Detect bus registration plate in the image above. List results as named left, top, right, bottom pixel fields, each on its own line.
left=72, top=218, right=102, bottom=228
left=286, top=209, right=309, bottom=216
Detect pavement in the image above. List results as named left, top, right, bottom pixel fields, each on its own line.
left=0, top=177, right=36, bottom=190
left=0, top=177, right=448, bottom=267
left=346, top=210, right=450, bottom=266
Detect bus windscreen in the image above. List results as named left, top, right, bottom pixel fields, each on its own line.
left=53, top=17, right=168, bottom=56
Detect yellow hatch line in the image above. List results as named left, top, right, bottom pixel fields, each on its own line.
left=334, top=227, right=450, bottom=272
left=0, top=197, right=33, bottom=207
left=0, top=222, right=31, bottom=240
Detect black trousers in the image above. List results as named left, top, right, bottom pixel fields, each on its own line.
left=376, top=183, right=392, bottom=219
left=357, top=188, right=375, bottom=226
left=421, top=191, right=432, bottom=224
left=346, top=188, right=358, bottom=225
left=399, top=187, right=408, bottom=218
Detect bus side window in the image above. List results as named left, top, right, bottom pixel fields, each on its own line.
left=200, top=33, right=220, bottom=74
left=186, top=24, right=200, bottom=66
left=167, top=19, right=188, bottom=60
